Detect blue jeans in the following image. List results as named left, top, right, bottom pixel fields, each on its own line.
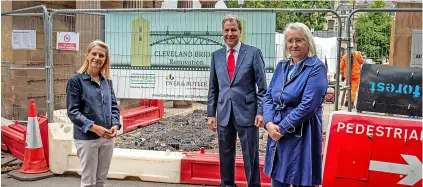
left=271, top=179, right=312, bottom=187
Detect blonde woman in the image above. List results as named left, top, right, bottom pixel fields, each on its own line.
left=66, top=40, right=121, bottom=187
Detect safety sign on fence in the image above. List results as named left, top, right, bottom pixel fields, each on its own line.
left=56, top=32, right=79, bottom=51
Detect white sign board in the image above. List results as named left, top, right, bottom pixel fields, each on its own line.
left=410, top=30, right=422, bottom=68
left=111, top=69, right=273, bottom=101
left=56, top=32, right=79, bottom=51
left=12, top=30, right=36, bottom=50
left=111, top=69, right=209, bottom=101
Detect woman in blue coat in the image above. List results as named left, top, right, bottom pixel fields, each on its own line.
left=263, top=22, right=328, bottom=187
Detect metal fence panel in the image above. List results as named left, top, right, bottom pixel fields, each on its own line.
left=49, top=8, right=341, bottom=139
left=345, top=8, right=422, bottom=112
left=1, top=6, right=50, bottom=121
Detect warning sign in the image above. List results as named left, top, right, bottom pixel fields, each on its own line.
left=57, top=32, right=79, bottom=51
left=322, top=111, right=422, bottom=187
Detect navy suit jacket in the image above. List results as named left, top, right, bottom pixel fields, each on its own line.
left=207, top=43, right=267, bottom=127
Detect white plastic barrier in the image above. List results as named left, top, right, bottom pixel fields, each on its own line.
left=53, top=109, right=72, bottom=125
left=48, top=122, right=74, bottom=174
left=48, top=122, right=184, bottom=183
left=53, top=109, right=123, bottom=136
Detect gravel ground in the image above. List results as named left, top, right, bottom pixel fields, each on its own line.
left=115, top=109, right=268, bottom=155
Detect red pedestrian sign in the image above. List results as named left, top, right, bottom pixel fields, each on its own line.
left=322, top=111, right=422, bottom=187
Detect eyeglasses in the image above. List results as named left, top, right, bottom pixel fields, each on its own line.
left=287, top=39, right=306, bottom=45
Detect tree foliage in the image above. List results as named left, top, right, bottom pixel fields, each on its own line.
left=354, top=0, right=392, bottom=58
left=225, top=0, right=331, bottom=31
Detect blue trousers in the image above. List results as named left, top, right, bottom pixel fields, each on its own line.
left=218, top=111, right=260, bottom=187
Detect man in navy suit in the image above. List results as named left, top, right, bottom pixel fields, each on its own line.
left=207, top=15, right=267, bottom=187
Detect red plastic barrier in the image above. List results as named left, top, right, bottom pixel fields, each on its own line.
left=1, top=125, right=25, bottom=160
left=139, top=99, right=151, bottom=107
left=121, top=106, right=161, bottom=133
left=149, top=99, right=165, bottom=118
left=121, top=99, right=164, bottom=133
left=181, top=135, right=326, bottom=187
left=38, top=116, right=49, bottom=165
left=1, top=116, right=49, bottom=164
left=139, top=99, right=165, bottom=118
left=1, top=136, right=8, bottom=151
left=120, top=99, right=165, bottom=134
left=180, top=151, right=271, bottom=187
left=9, top=122, right=26, bottom=134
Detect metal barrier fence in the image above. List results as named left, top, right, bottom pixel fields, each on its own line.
left=344, top=8, right=422, bottom=111
left=0, top=6, right=354, bottom=140
left=47, top=8, right=342, bottom=136
left=3, top=5, right=420, bottom=133
left=1, top=5, right=51, bottom=122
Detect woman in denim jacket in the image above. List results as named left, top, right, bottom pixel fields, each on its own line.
left=66, top=40, right=121, bottom=187
left=263, top=23, right=328, bottom=187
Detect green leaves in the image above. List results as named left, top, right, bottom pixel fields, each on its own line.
left=224, top=0, right=331, bottom=31
left=354, top=0, right=392, bottom=58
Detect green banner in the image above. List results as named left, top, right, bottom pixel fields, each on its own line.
left=105, top=11, right=276, bottom=70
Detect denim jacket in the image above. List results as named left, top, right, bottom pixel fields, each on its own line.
left=66, top=73, right=121, bottom=140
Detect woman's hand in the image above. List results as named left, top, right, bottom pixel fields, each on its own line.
left=89, top=124, right=112, bottom=138
left=106, top=125, right=119, bottom=139
left=265, top=122, right=283, bottom=141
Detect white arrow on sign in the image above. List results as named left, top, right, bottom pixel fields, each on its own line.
left=369, top=154, right=422, bottom=186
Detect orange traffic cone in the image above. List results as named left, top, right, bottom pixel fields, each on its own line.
left=20, top=99, right=49, bottom=174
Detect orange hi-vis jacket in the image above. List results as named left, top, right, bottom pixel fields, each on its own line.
left=340, top=51, right=364, bottom=80
left=340, top=51, right=364, bottom=103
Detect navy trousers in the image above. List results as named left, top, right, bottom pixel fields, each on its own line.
left=218, top=111, right=260, bottom=187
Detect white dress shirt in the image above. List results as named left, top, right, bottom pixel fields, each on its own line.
left=225, top=41, right=242, bottom=66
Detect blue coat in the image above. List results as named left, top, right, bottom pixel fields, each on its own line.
left=262, top=56, right=328, bottom=186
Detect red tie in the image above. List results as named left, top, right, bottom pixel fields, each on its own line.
left=227, top=48, right=235, bottom=81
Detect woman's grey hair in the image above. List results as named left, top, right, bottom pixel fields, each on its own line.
left=222, top=15, right=242, bottom=31
left=283, top=22, right=316, bottom=59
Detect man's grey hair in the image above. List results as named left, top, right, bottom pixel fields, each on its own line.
left=283, top=22, right=317, bottom=59
left=222, top=15, right=242, bottom=31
